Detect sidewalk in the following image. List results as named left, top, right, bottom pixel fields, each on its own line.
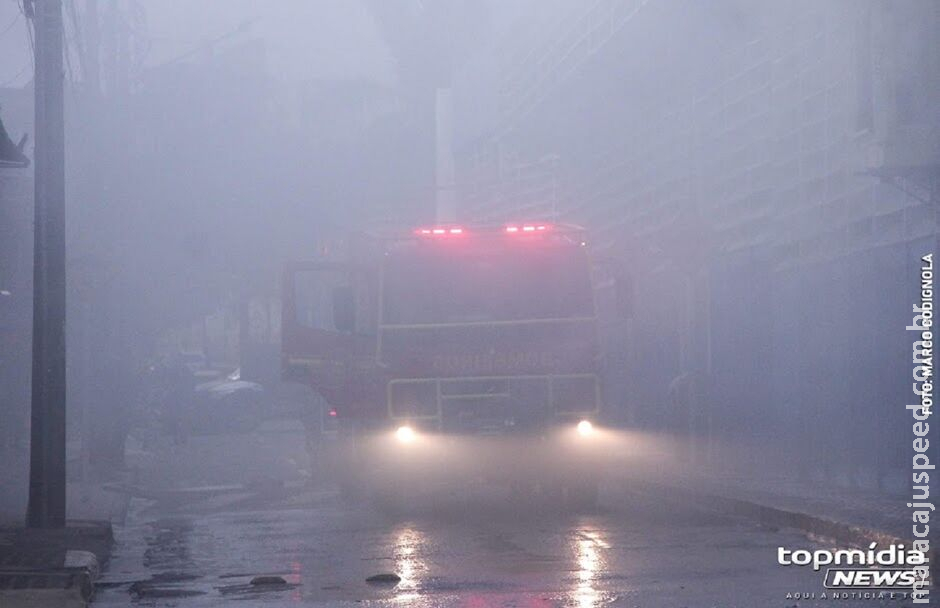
left=620, top=459, right=921, bottom=556
left=643, top=465, right=940, bottom=585
left=652, top=468, right=911, bottom=541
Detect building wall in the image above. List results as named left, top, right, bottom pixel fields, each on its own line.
left=454, top=0, right=939, bottom=484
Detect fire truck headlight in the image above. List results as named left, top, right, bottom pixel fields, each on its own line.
left=576, top=419, right=594, bottom=437
left=395, top=425, right=416, bottom=443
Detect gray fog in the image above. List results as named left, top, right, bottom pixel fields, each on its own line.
left=0, top=1, right=937, bottom=606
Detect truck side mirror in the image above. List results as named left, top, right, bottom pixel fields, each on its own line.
left=332, top=286, right=355, bottom=332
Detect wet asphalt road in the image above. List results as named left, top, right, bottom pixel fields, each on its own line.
left=95, top=424, right=898, bottom=607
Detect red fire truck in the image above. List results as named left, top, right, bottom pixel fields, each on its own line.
left=282, top=222, right=605, bottom=508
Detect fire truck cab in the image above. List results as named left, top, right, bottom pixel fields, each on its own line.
left=282, top=223, right=605, bottom=508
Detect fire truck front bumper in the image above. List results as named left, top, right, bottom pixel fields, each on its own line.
left=361, top=420, right=608, bottom=489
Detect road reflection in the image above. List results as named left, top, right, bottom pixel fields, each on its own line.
left=572, top=527, right=610, bottom=608
left=289, top=560, right=302, bottom=602
left=392, top=525, right=426, bottom=603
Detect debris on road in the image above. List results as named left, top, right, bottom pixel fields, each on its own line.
left=217, top=576, right=299, bottom=596
left=127, top=581, right=206, bottom=599
left=365, top=572, right=401, bottom=584
left=250, top=575, right=288, bottom=586
left=63, top=550, right=99, bottom=580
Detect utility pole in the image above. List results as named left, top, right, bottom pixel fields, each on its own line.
left=27, top=0, right=67, bottom=529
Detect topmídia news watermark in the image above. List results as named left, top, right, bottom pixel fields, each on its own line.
left=907, top=253, right=934, bottom=604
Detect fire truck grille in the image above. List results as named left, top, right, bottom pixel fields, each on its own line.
left=387, top=375, right=599, bottom=432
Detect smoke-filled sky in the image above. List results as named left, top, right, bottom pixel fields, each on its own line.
left=139, top=1, right=395, bottom=83
left=0, top=0, right=541, bottom=89
left=1, top=0, right=395, bottom=87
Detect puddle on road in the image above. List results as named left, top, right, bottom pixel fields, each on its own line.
left=390, top=526, right=425, bottom=603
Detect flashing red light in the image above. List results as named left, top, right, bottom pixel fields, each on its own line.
left=506, top=223, right=550, bottom=234
left=415, top=226, right=465, bottom=237
left=415, top=224, right=551, bottom=237
left=328, top=409, right=337, bottom=417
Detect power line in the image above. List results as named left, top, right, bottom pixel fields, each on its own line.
left=0, top=11, right=20, bottom=36
left=0, top=4, right=31, bottom=87
left=20, top=0, right=36, bottom=72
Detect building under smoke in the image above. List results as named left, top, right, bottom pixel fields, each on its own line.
left=452, top=0, right=940, bottom=487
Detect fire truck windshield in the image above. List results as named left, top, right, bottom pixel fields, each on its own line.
left=382, top=245, right=593, bottom=326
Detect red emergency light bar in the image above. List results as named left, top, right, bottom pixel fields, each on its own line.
left=505, top=224, right=550, bottom=233
left=412, top=223, right=554, bottom=237
left=415, top=226, right=464, bottom=236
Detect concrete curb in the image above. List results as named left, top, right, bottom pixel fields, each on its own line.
left=0, top=569, right=93, bottom=608
left=0, top=520, right=113, bottom=608
left=639, top=480, right=904, bottom=545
